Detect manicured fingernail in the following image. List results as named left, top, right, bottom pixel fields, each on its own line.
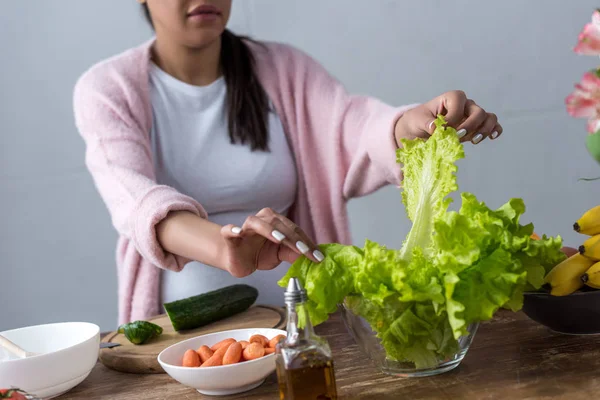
left=271, top=230, right=286, bottom=242
left=313, top=250, right=325, bottom=262
left=232, top=227, right=242, bottom=235
left=428, top=120, right=436, bottom=131
left=472, top=133, right=484, bottom=144
left=457, top=129, right=467, bottom=139
left=296, top=241, right=309, bottom=254
left=491, top=131, right=499, bottom=139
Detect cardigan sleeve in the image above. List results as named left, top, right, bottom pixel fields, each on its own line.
left=73, top=66, right=207, bottom=272
left=266, top=43, right=419, bottom=200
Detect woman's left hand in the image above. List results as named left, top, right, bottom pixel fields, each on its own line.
left=394, top=90, right=503, bottom=145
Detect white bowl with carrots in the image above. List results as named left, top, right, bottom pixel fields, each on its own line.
left=157, top=328, right=286, bottom=396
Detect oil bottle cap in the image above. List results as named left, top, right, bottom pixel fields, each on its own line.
left=285, top=277, right=308, bottom=305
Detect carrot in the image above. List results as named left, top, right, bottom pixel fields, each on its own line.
left=223, top=342, right=243, bottom=365
left=210, top=338, right=236, bottom=351
left=243, top=342, right=265, bottom=361
left=268, top=334, right=286, bottom=349
left=239, top=340, right=250, bottom=350
left=264, top=347, right=275, bottom=355
left=201, top=354, right=223, bottom=367
left=213, top=342, right=232, bottom=359
left=201, top=343, right=230, bottom=367
left=182, top=349, right=201, bottom=367
left=249, top=334, right=269, bottom=347
left=196, top=345, right=214, bottom=363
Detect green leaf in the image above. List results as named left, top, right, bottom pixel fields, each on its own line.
left=392, top=247, right=444, bottom=305
left=354, top=240, right=398, bottom=305
left=397, top=115, right=465, bottom=260
left=517, top=234, right=566, bottom=283
left=381, top=305, right=459, bottom=369
left=444, top=249, right=526, bottom=339
left=278, top=244, right=360, bottom=326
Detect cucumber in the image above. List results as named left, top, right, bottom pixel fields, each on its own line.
left=163, top=284, right=259, bottom=331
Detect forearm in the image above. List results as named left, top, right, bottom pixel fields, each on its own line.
left=156, top=211, right=227, bottom=270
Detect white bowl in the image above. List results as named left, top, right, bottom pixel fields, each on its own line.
left=158, top=328, right=286, bottom=396
left=0, top=322, right=100, bottom=399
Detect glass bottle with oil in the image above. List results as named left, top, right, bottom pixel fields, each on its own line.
left=275, top=277, right=338, bottom=400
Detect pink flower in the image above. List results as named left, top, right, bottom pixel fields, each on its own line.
left=574, top=10, right=600, bottom=55
left=566, top=70, right=600, bottom=133
left=588, top=118, right=600, bottom=134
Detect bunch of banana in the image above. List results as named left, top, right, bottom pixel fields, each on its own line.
left=544, top=254, right=597, bottom=296
left=544, top=205, right=600, bottom=296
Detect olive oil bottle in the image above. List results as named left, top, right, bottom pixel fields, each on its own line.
left=275, top=278, right=338, bottom=400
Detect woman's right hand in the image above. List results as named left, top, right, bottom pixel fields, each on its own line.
left=221, top=208, right=324, bottom=278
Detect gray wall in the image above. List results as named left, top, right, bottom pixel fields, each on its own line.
left=2, top=0, right=600, bottom=332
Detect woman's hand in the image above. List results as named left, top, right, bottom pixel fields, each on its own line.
left=221, top=208, right=324, bottom=278
left=394, top=90, right=503, bottom=145
left=156, top=210, right=322, bottom=278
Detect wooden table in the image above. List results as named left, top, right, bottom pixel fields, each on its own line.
left=60, top=311, right=600, bottom=400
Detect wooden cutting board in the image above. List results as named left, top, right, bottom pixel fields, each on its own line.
left=99, top=305, right=285, bottom=374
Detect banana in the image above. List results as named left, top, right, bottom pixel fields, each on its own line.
left=544, top=253, right=596, bottom=296
left=578, top=234, right=600, bottom=261
left=574, top=205, right=600, bottom=236
left=581, top=261, right=600, bottom=289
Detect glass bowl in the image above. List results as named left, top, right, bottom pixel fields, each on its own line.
left=339, top=303, right=478, bottom=377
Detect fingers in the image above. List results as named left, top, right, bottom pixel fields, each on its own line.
left=273, top=216, right=324, bottom=262
left=490, top=121, right=503, bottom=140
left=259, top=207, right=324, bottom=263
left=467, top=113, right=502, bottom=144
left=241, top=215, right=288, bottom=247
left=475, top=113, right=499, bottom=143
left=221, top=224, right=242, bottom=241
left=455, top=103, right=503, bottom=145
left=456, top=100, right=487, bottom=143
left=427, top=91, right=503, bottom=144
left=276, top=245, right=303, bottom=265
left=244, top=208, right=323, bottom=263
left=438, top=90, right=467, bottom=127
left=221, top=224, right=256, bottom=278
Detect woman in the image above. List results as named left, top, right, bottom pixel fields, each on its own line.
left=73, top=0, right=503, bottom=324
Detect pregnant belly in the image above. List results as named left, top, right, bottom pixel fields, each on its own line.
left=161, top=260, right=291, bottom=307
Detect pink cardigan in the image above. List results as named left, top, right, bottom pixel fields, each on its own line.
left=73, top=39, right=416, bottom=324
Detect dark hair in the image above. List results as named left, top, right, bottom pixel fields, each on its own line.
left=142, top=5, right=270, bottom=151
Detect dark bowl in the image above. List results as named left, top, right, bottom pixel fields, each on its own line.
left=522, top=288, right=600, bottom=335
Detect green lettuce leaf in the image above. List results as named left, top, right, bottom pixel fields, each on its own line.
left=518, top=234, right=567, bottom=280
left=278, top=244, right=359, bottom=326
left=381, top=304, right=458, bottom=369
left=397, top=115, right=465, bottom=260
left=354, top=240, right=398, bottom=305
left=444, top=248, right=526, bottom=338
left=434, top=193, right=563, bottom=337
left=392, top=247, right=444, bottom=306
left=344, top=294, right=408, bottom=336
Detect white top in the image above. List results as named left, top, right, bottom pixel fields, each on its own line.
left=148, top=63, right=298, bottom=307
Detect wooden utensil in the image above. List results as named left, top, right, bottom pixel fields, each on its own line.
left=99, top=305, right=285, bottom=374
left=0, top=333, right=37, bottom=358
